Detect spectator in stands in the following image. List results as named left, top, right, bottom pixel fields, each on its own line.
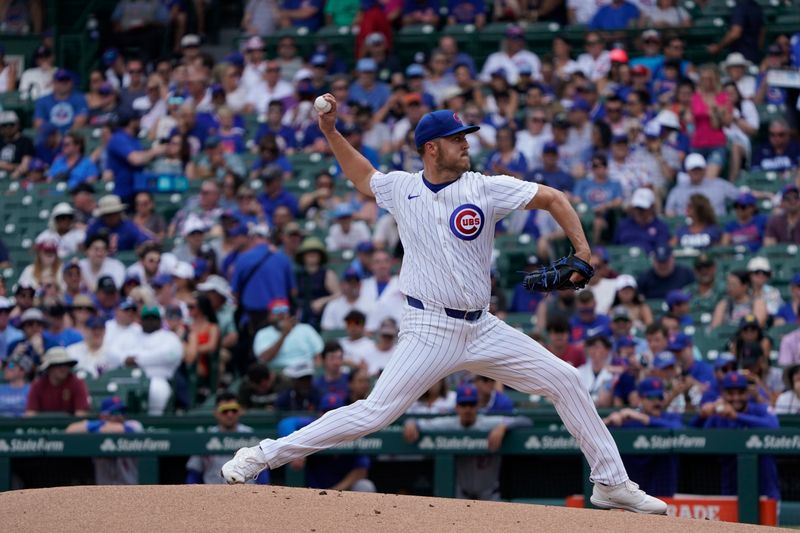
left=765, top=184, right=800, bottom=245
left=603, top=377, right=682, bottom=497
left=635, top=246, right=695, bottom=300
left=8, top=284, right=36, bottom=328
left=775, top=364, right=800, bottom=414
left=704, top=372, right=780, bottom=500
left=321, top=270, right=370, bottom=332
left=44, top=303, right=82, bottom=347
left=369, top=318, right=397, bottom=376
left=711, top=271, right=768, bottom=329
left=130, top=192, right=166, bottom=241
left=68, top=294, right=96, bottom=338
left=33, top=69, right=87, bottom=134
left=404, top=383, right=531, bottom=500
left=0, top=46, right=15, bottom=93
left=35, top=203, right=84, bottom=260
left=65, top=395, right=143, bottom=485
left=276, top=360, right=320, bottom=411
left=18, top=234, right=61, bottom=291
left=480, top=25, right=541, bottom=84
left=348, top=58, right=390, bottom=113
left=69, top=182, right=96, bottom=225
left=187, top=392, right=269, bottom=484
left=0, top=297, right=23, bottom=360
left=149, top=133, right=196, bottom=179
left=613, top=188, right=670, bottom=253
left=721, top=193, right=766, bottom=252
left=671, top=194, right=721, bottom=250
left=256, top=166, right=299, bottom=226
left=254, top=299, right=323, bottom=373
left=85, top=81, right=119, bottom=128
left=0, top=353, right=33, bottom=417
left=104, top=298, right=142, bottom=370
left=569, top=290, right=611, bottom=344
left=746, top=256, right=783, bottom=318
left=360, top=250, right=402, bottom=331
left=752, top=119, right=800, bottom=176
left=326, top=204, right=371, bottom=252
left=339, top=309, right=380, bottom=368
left=574, top=151, right=624, bottom=243
left=9, top=308, right=54, bottom=367
left=238, top=363, right=276, bottom=410
left=243, top=0, right=279, bottom=34
left=664, top=290, right=691, bottom=326
left=575, top=32, right=611, bottom=83
left=473, top=375, right=514, bottom=414
left=688, top=66, right=730, bottom=179
left=482, top=126, right=528, bottom=181
left=86, top=195, right=152, bottom=253
left=546, top=317, right=585, bottom=367
left=134, top=75, right=167, bottom=135
left=278, top=0, right=322, bottom=30
left=665, top=153, right=739, bottom=218
left=589, top=0, right=640, bottom=31
left=669, top=332, right=715, bottom=384
left=124, top=305, right=182, bottom=415
left=47, top=132, right=98, bottom=189
left=119, top=58, right=147, bottom=111
left=69, top=316, right=113, bottom=378
left=577, top=335, right=615, bottom=406
left=109, top=0, right=169, bottom=61
left=106, top=108, right=167, bottom=204
left=294, top=237, right=339, bottom=331
left=19, top=45, right=55, bottom=100
left=25, top=346, right=90, bottom=416
left=313, top=340, right=349, bottom=400
left=516, top=111, right=552, bottom=174
left=775, top=274, right=800, bottom=327
left=706, top=0, right=763, bottom=63
left=94, top=275, right=121, bottom=321
left=684, top=254, right=720, bottom=313
left=645, top=0, right=690, bottom=28
left=0, top=111, right=34, bottom=178
left=182, top=293, right=221, bottom=404
left=402, top=0, right=441, bottom=26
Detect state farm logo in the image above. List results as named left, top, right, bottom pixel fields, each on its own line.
left=449, top=204, right=485, bottom=241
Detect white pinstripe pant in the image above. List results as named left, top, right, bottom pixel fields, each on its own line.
left=260, top=302, right=629, bottom=485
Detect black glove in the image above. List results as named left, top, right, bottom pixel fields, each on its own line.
left=522, top=254, right=594, bottom=292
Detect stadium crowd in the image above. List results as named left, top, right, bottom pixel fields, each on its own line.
left=0, top=0, right=799, bottom=497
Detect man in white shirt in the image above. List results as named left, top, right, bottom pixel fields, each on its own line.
left=339, top=310, right=381, bottom=370
left=126, top=306, right=183, bottom=415
left=19, top=45, right=55, bottom=100
left=104, top=299, right=143, bottom=368
left=70, top=316, right=116, bottom=378
left=361, top=250, right=404, bottom=332
left=516, top=109, right=552, bottom=170
left=321, top=270, right=373, bottom=331
left=479, top=25, right=541, bottom=85
left=326, top=204, right=371, bottom=252
left=241, top=36, right=267, bottom=94
left=569, top=0, right=609, bottom=24
left=247, top=60, right=294, bottom=115
left=576, top=335, right=616, bottom=407
left=575, top=33, right=611, bottom=83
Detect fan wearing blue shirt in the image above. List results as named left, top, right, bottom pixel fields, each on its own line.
left=589, top=0, right=641, bottom=30
left=106, top=109, right=167, bottom=203
left=569, top=291, right=612, bottom=343
left=33, top=69, right=88, bottom=133
left=348, top=58, right=391, bottom=112
left=721, top=192, right=767, bottom=252
left=668, top=333, right=715, bottom=386
left=604, top=377, right=683, bottom=497
left=613, top=188, right=670, bottom=253
left=47, top=132, right=99, bottom=189
left=704, top=372, right=780, bottom=500
left=86, top=195, right=153, bottom=252
left=529, top=141, right=575, bottom=193
left=333, top=124, right=380, bottom=177
left=0, top=354, right=32, bottom=417
left=474, top=375, right=515, bottom=414
left=257, top=167, right=300, bottom=225
left=509, top=256, right=545, bottom=313
left=313, top=341, right=350, bottom=401
left=280, top=0, right=323, bottom=31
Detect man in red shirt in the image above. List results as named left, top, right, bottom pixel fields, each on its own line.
left=546, top=317, right=586, bottom=367
left=25, top=347, right=90, bottom=416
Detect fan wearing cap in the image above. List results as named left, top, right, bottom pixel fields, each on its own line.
left=704, top=371, right=780, bottom=500
left=35, top=202, right=85, bottom=259
left=347, top=58, right=391, bottom=113
left=764, top=184, right=800, bottom=246
left=66, top=395, right=144, bottom=485
left=745, top=256, right=784, bottom=317
left=720, top=192, right=766, bottom=252
left=665, top=152, right=739, bottom=218
left=576, top=335, right=617, bottom=406
left=0, top=110, right=34, bottom=178
left=18, top=45, right=55, bottom=101
left=612, top=188, right=670, bottom=254
left=683, top=253, right=723, bottom=311
left=79, top=234, right=126, bottom=296
left=33, top=68, right=88, bottom=133
left=17, top=234, right=62, bottom=292
left=360, top=32, right=401, bottom=82
left=603, top=377, right=682, bottom=497
left=635, top=246, right=695, bottom=300
left=253, top=300, right=323, bottom=374
left=404, top=383, right=532, bottom=500
left=479, top=25, right=541, bottom=85
left=104, top=298, right=143, bottom=367
left=775, top=364, right=800, bottom=415
left=8, top=308, right=61, bottom=366
left=0, top=353, right=34, bottom=417
left=294, top=237, right=339, bottom=330
left=68, top=315, right=115, bottom=378
left=752, top=119, right=800, bottom=175
left=325, top=203, right=372, bottom=252
left=320, top=269, right=371, bottom=332
left=25, top=346, right=90, bottom=416
left=360, top=250, right=404, bottom=332
left=711, top=270, right=767, bottom=330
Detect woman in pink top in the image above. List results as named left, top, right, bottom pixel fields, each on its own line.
left=688, top=64, right=732, bottom=178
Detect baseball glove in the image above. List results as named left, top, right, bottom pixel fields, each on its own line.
left=522, top=254, right=594, bottom=292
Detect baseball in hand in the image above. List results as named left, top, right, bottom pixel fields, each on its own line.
left=314, top=96, right=332, bottom=114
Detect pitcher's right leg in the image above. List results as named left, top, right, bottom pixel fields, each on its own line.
left=222, top=308, right=471, bottom=483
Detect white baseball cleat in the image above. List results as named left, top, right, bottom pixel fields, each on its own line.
left=590, top=480, right=668, bottom=514
left=221, top=445, right=269, bottom=484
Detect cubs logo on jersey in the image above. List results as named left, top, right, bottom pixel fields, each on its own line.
left=449, top=203, right=484, bottom=241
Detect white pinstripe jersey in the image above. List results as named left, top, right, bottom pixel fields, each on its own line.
left=370, top=170, right=539, bottom=310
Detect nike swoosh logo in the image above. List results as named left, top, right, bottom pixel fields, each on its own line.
left=587, top=326, right=605, bottom=336
left=408, top=194, right=420, bottom=200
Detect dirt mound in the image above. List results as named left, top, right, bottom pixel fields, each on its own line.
left=0, top=485, right=780, bottom=532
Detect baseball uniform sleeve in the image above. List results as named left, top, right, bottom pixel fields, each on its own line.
left=486, top=174, right=539, bottom=221
left=369, top=171, right=398, bottom=214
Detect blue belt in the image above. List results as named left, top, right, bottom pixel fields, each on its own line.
left=406, top=296, right=483, bottom=322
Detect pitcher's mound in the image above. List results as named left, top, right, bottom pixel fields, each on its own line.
left=0, top=485, right=780, bottom=532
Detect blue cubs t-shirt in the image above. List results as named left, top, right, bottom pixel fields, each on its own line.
left=34, top=93, right=88, bottom=133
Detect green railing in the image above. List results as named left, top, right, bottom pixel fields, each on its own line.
left=2, top=427, right=799, bottom=524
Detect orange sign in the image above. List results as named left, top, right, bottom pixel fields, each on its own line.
left=564, top=495, right=777, bottom=526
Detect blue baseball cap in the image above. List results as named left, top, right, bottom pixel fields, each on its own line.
left=119, top=298, right=137, bottom=311
left=86, top=315, right=106, bottom=329
left=100, top=395, right=126, bottom=415
left=722, top=371, right=749, bottom=390
left=405, top=63, right=425, bottom=78
left=333, top=203, right=355, bottom=219
left=356, top=241, right=375, bottom=253
left=310, top=53, right=327, bottom=67
left=615, top=336, right=637, bottom=349
left=714, top=355, right=737, bottom=369
left=224, top=51, right=245, bottom=67
left=54, top=68, right=72, bottom=82
left=342, top=269, right=361, bottom=282
left=414, top=110, right=480, bottom=149
left=151, top=274, right=174, bottom=287
left=653, top=245, right=673, bottom=263
left=611, top=133, right=629, bottom=144
left=356, top=58, right=377, bottom=72
left=542, top=140, right=559, bottom=154
left=667, top=332, right=692, bottom=352
left=102, top=48, right=119, bottom=67
left=666, top=290, right=690, bottom=307
left=637, top=377, right=665, bottom=399
left=570, top=98, right=591, bottom=112
left=653, top=351, right=676, bottom=369
left=592, top=245, right=609, bottom=263
left=733, top=192, right=757, bottom=207
left=518, top=63, right=533, bottom=75
left=456, top=384, right=478, bottom=405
